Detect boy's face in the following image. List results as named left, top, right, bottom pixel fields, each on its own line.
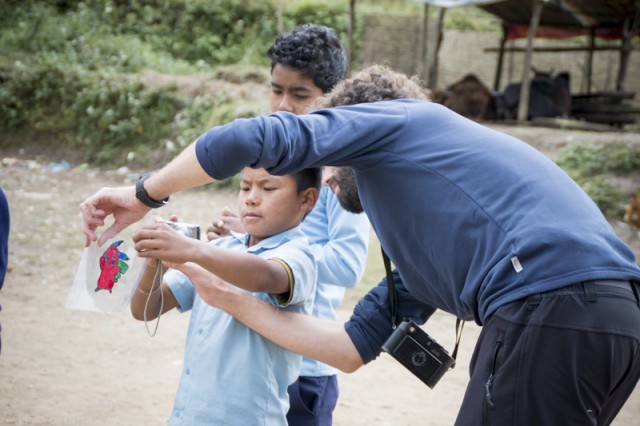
left=239, top=167, right=316, bottom=246
left=270, top=64, right=324, bottom=115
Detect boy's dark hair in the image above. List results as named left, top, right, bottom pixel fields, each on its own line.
left=292, top=168, right=322, bottom=193
left=267, top=24, right=347, bottom=94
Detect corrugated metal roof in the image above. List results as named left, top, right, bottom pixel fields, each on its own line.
left=418, top=0, right=640, bottom=30
left=416, top=0, right=502, bottom=7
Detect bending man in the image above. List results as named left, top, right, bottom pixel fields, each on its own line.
left=81, top=65, right=640, bottom=425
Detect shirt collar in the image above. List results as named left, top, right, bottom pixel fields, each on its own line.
left=230, top=226, right=305, bottom=253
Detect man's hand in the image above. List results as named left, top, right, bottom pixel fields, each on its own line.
left=79, top=142, right=215, bottom=247
left=206, top=206, right=243, bottom=240
left=79, top=186, right=151, bottom=247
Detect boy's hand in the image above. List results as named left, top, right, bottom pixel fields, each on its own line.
left=207, top=206, right=242, bottom=240
left=133, top=221, right=198, bottom=264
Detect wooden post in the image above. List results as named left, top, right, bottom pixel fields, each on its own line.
left=616, top=15, right=632, bottom=92
left=347, top=0, right=357, bottom=72
left=277, top=0, right=283, bottom=34
left=493, top=23, right=508, bottom=92
left=517, top=0, right=545, bottom=122
left=585, top=27, right=595, bottom=94
left=416, top=3, right=429, bottom=81
left=427, top=7, right=446, bottom=89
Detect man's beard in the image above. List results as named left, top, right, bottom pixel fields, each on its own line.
left=332, top=167, right=364, bottom=214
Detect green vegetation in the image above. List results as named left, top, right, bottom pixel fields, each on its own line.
left=555, top=143, right=640, bottom=218
left=0, top=0, right=634, bottom=223
left=0, top=0, right=349, bottom=167
left=0, top=0, right=496, bottom=167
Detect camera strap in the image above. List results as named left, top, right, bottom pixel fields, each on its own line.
left=382, top=247, right=464, bottom=366
left=382, top=246, right=398, bottom=328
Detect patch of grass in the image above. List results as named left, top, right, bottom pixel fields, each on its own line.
left=555, top=143, right=640, bottom=218
left=556, top=143, right=640, bottom=177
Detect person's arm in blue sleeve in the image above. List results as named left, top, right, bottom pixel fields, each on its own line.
left=310, top=190, right=370, bottom=287
left=0, top=188, right=9, bottom=288
left=345, top=269, right=436, bottom=364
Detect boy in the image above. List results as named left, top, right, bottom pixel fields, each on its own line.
left=130, top=166, right=321, bottom=425
left=206, top=24, right=370, bottom=425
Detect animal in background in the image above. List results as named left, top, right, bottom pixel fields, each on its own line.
left=624, top=192, right=640, bottom=228
left=498, top=68, right=571, bottom=120
left=433, top=74, right=497, bottom=121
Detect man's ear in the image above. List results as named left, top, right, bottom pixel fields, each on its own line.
left=300, top=188, right=319, bottom=212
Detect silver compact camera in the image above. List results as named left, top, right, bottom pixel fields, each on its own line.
left=165, top=221, right=201, bottom=240
left=382, top=320, right=455, bottom=388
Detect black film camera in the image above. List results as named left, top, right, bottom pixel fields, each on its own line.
left=382, top=320, right=455, bottom=389
left=165, top=221, right=201, bottom=240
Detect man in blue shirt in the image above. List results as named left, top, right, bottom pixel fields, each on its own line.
left=206, top=24, right=370, bottom=425
left=81, top=65, right=640, bottom=425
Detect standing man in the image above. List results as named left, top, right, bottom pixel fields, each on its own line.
left=205, top=24, right=370, bottom=425
left=80, top=66, right=640, bottom=425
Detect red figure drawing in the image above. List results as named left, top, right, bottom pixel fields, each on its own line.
left=95, top=240, right=130, bottom=293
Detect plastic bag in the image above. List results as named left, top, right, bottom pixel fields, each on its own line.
left=66, top=237, right=143, bottom=313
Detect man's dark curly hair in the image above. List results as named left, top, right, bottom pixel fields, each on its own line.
left=267, top=24, right=347, bottom=94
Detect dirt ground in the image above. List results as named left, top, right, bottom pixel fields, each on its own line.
left=1, top=124, right=640, bottom=425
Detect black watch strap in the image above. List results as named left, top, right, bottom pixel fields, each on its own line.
left=136, top=173, right=169, bottom=208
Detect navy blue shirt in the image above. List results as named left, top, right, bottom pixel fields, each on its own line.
left=0, top=188, right=8, bottom=289
left=195, top=99, right=640, bottom=362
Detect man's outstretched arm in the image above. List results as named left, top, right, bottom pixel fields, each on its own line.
left=170, top=261, right=365, bottom=373
left=79, top=142, right=213, bottom=246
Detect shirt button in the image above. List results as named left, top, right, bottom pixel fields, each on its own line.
left=185, top=368, right=191, bottom=375
left=198, top=328, right=203, bottom=335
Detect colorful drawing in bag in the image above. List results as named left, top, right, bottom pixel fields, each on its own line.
left=95, top=240, right=130, bottom=293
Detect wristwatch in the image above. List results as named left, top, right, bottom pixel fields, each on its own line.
left=135, top=173, right=169, bottom=208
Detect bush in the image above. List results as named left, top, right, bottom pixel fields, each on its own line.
left=71, top=73, right=186, bottom=163
left=556, top=143, right=640, bottom=177
left=0, top=0, right=356, bottom=166
left=0, top=61, right=238, bottom=166
left=0, top=62, right=84, bottom=130
left=555, top=143, right=640, bottom=218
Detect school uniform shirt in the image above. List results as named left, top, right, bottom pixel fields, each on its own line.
left=298, top=185, right=370, bottom=377
left=165, top=226, right=316, bottom=426
left=194, top=99, right=640, bottom=363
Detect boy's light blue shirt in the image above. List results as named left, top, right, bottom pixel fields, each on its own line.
left=164, top=226, right=316, bottom=426
left=299, top=185, right=369, bottom=376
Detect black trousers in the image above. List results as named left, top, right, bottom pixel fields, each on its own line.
left=286, top=375, right=339, bottom=426
left=456, top=280, right=640, bottom=426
